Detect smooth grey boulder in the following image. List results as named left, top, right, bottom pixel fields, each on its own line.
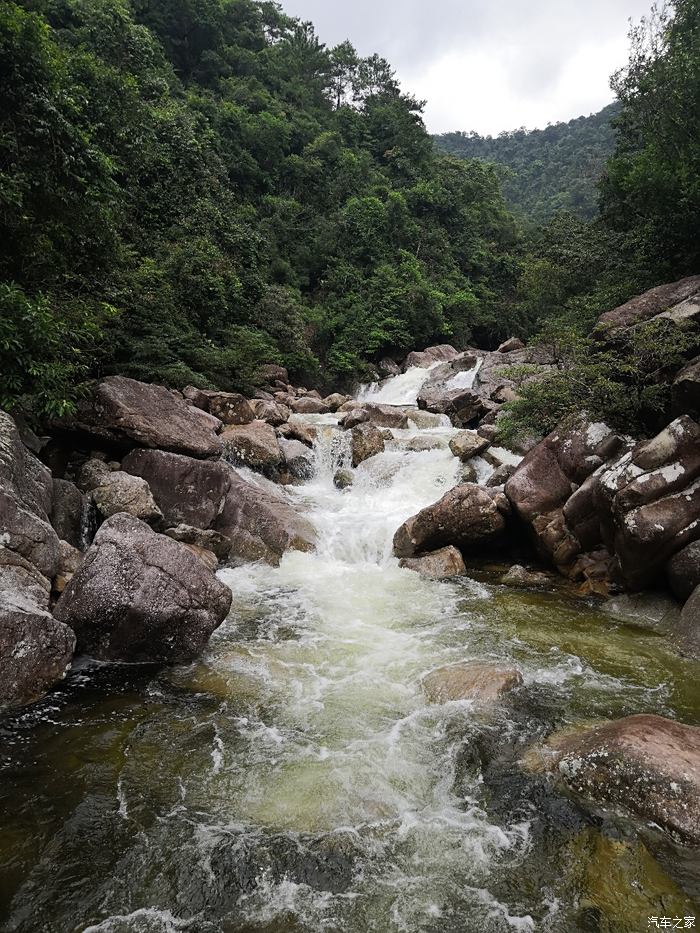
left=422, top=661, right=523, bottom=704
left=54, top=514, right=232, bottom=663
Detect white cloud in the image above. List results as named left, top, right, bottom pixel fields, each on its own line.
left=281, top=0, right=653, bottom=133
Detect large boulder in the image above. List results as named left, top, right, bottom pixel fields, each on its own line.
left=393, top=484, right=506, bottom=558
left=0, top=594, right=75, bottom=707
left=505, top=419, right=624, bottom=573
left=422, top=661, right=523, bottom=704
left=78, top=460, right=162, bottom=524
left=60, top=376, right=221, bottom=458
left=279, top=438, right=315, bottom=481
left=404, top=344, right=459, bottom=370
left=53, top=514, right=231, bottom=663
left=666, top=541, right=700, bottom=601
left=0, top=410, right=60, bottom=578
left=534, top=714, right=700, bottom=844
left=351, top=422, right=385, bottom=467
left=673, top=355, right=700, bottom=416
left=203, top=392, right=255, bottom=426
left=220, top=420, right=283, bottom=476
left=249, top=399, right=290, bottom=426
left=417, top=383, right=483, bottom=427
left=257, top=363, right=289, bottom=386
left=122, top=449, right=316, bottom=565
left=449, top=430, right=490, bottom=461
left=291, top=397, right=330, bottom=415
left=341, top=404, right=408, bottom=430
left=599, top=416, right=700, bottom=588
left=399, top=545, right=466, bottom=579
left=0, top=548, right=52, bottom=608
left=596, top=275, right=700, bottom=333
left=497, top=337, right=525, bottom=353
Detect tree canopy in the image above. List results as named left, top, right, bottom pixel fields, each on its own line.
left=0, top=0, right=520, bottom=414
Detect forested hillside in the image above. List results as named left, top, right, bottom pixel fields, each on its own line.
left=434, top=104, right=619, bottom=222
left=1, top=0, right=522, bottom=414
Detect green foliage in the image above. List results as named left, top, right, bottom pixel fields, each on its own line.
left=0, top=284, right=114, bottom=417
left=496, top=318, right=699, bottom=444
left=434, top=104, right=620, bottom=223
left=601, top=0, right=700, bottom=277
left=0, top=0, right=522, bottom=412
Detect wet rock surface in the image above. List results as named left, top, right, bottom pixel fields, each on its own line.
left=0, top=410, right=60, bottom=578
left=53, top=513, right=232, bottom=663
left=534, top=714, right=700, bottom=844
left=393, top=483, right=506, bottom=557
left=0, top=595, right=75, bottom=707
left=422, top=661, right=523, bottom=703
left=398, top=545, right=466, bottom=579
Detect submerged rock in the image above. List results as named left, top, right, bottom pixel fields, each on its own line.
left=422, top=661, right=523, bottom=703
left=393, top=483, right=506, bottom=558
left=333, top=469, right=354, bottom=490
left=501, top=564, right=554, bottom=589
left=54, top=513, right=231, bottom=663
left=533, top=714, right=700, bottom=844
left=399, top=545, right=466, bottom=579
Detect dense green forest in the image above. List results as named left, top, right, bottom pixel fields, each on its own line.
left=433, top=104, right=620, bottom=223
left=1, top=0, right=699, bottom=428
left=0, top=0, right=521, bottom=413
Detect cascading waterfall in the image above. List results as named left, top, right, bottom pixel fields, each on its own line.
left=2, top=366, right=698, bottom=933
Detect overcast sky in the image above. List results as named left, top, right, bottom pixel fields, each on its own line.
left=281, top=0, right=653, bottom=135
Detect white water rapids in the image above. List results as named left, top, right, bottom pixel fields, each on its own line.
left=3, top=366, right=694, bottom=933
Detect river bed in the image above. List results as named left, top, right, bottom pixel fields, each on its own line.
left=1, top=368, right=699, bottom=933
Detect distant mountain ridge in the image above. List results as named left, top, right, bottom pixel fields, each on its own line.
left=433, top=102, right=620, bottom=223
